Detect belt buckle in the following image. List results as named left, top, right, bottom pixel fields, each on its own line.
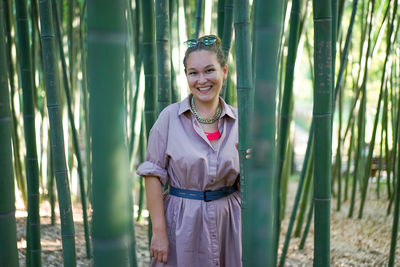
left=204, top=190, right=212, bottom=202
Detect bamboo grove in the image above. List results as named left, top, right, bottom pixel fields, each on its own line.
left=0, top=0, right=399, bottom=266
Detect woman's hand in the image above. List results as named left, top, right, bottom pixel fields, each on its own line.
left=235, top=142, right=252, bottom=159
left=145, top=176, right=169, bottom=264
left=150, top=229, right=169, bottom=264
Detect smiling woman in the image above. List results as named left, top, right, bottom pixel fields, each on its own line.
left=137, top=35, right=241, bottom=267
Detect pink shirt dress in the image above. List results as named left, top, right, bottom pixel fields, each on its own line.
left=137, top=95, right=241, bottom=267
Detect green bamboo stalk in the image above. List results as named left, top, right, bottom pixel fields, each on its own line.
left=68, top=0, right=75, bottom=89
left=348, top=86, right=367, bottom=217
left=141, top=0, right=157, bottom=247
left=136, top=117, right=146, bottom=222
left=183, top=0, right=192, bottom=38
left=38, top=1, right=78, bottom=266
left=169, top=0, right=180, bottom=103
left=193, top=0, right=202, bottom=38
left=220, top=0, right=233, bottom=101
left=389, top=101, right=400, bottom=267
left=0, top=2, right=19, bottom=264
left=233, top=0, right=252, bottom=265
left=388, top=80, right=400, bottom=216
left=331, top=0, right=337, bottom=95
left=156, top=0, right=171, bottom=113
left=124, top=6, right=139, bottom=265
left=48, top=141, right=56, bottom=226
left=344, top=121, right=355, bottom=201
left=299, top=197, right=314, bottom=250
left=334, top=0, right=358, bottom=102
left=312, top=1, right=333, bottom=265
left=279, top=125, right=313, bottom=267
left=217, top=0, right=225, bottom=37
left=52, top=0, right=91, bottom=257
left=377, top=113, right=384, bottom=199
left=141, top=0, right=157, bottom=137
left=335, top=80, right=343, bottom=211
left=79, top=4, right=92, bottom=203
left=88, top=0, right=132, bottom=265
left=221, top=0, right=233, bottom=62
left=4, top=0, right=27, bottom=209
left=276, top=0, right=302, bottom=231
left=14, top=0, right=42, bottom=264
left=384, top=85, right=392, bottom=200
left=280, top=139, right=292, bottom=220
left=294, top=150, right=314, bottom=237
left=128, top=0, right=142, bottom=162
left=247, top=0, right=283, bottom=265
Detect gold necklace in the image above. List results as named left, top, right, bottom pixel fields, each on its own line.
left=190, top=96, right=221, bottom=124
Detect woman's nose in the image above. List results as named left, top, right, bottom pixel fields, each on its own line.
left=198, top=73, right=207, bottom=83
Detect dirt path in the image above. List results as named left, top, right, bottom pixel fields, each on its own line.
left=16, top=181, right=399, bottom=266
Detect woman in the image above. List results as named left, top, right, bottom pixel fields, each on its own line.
left=137, top=35, right=241, bottom=267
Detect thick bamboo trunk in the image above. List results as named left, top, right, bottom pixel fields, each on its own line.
left=247, top=0, right=283, bottom=265
left=88, top=0, right=132, bottom=266
left=312, top=0, right=333, bottom=266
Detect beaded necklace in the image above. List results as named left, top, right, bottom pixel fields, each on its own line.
left=190, top=96, right=221, bottom=124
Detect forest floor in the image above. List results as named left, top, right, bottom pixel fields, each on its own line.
left=16, top=180, right=399, bottom=266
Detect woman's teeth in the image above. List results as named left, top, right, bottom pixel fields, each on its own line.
left=199, top=87, right=211, bottom=91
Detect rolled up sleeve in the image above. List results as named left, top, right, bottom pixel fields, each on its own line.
left=136, top=115, right=169, bottom=185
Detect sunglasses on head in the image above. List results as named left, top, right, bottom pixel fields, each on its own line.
left=184, top=36, right=217, bottom=48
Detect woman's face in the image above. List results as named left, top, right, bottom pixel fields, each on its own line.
left=185, top=50, right=228, bottom=106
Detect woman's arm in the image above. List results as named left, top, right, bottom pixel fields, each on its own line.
left=145, top=176, right=169, bottom=264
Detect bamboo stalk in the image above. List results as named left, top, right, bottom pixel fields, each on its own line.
left=277, top=0, right=302, bottom=199
left=141, top=0, right=157, bottom=137
left=3, top=0, right=27, bottom=209
left=38, top=0, right=77, bottom=265
left=312, top=0, right=333, bottom=265
left=279, top=124, right=313, bottom=267
left=169, top=0, right=180, bottom=103
left=155, top=0, right=171, bottom=113
left=218, top=0, right=225, bottom=37
left=193, top=0, right=203, bottom=38
left=141, top=0, right=157, bottom=247
left=389, top=75, right=400, bottom=266
left=294, top=150, right=314, bottom=237
left=88, top=0, right=132, bottom=265
left=299, top=197, right=314, bottom=250
left=221, top=0, right=233, bottom=101
left=0, top=2, right=19, bottom=264
left=52, top=0, right=91, bottom=257
left=14, top=0, right=42, bottom=264
left=233, top=0, right=252, bottom=265
left=136, top=117, right=146, bottom=222
left=247, top=0, right=283, bottom=265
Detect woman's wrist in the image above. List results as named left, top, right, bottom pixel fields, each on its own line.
left=152, top=224, right=167, bottom=234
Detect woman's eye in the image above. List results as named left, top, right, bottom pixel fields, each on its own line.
left=189, top=71, right=197, bottom=75
left=206, top=68, right=215, bottom=73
